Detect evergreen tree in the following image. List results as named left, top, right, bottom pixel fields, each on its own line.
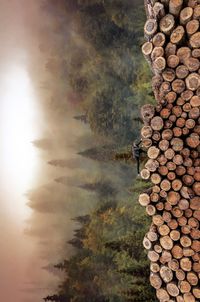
left=78, top=145, right=117, bottom=162
left=78, top=180, right=117, bottom=197
left=73, top=114, right=88, bottom=123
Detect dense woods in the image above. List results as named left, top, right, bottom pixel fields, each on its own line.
left=32, top=1, right=161, bottom=302
left=139, top=0, right=200, bottom=301
left=39, top=0, right=154, bottom=143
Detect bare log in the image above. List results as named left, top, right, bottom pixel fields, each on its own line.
left=180, top=7, right=193, bottom=25
left=190, top=32, right=200, bottom=48
left=193, top=4, right=200, bottom=20
left=145, top=19, right=158, bottom=38
left=166, top=282, right=179, bottom=297
left=177, top=47, right=191, bottom=63
left=139, top=193, right=151, bottom=206
left=180, top=257, right=192, bottom=272
left=153, top=2, right=166, bottom=19
left=160, top=235, right=173, bottom=250
left=151, top=116, right=164, bottom=130
left=169, top=0, right=183, bottom=16
left=148, top=146, right=160, bottom=159
left=167, top=54, right=180, bottom=68
left=141, top=0, right=200, bottom=297
left=170, top=26, right=185, bottom=44
left=150, top=273, right=162, bottom=289
left=153, top=32, right=166, bottom=47
left=186, top=19, right=199, bottom=36
left=185, top=72, right=200, bottom=90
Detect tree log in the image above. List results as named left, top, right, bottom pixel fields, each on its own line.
left=193, top=4, right=200, bottom=19
left=184, top=57, right=200, bottom=72
left=141, top=0, right=200, bottom=298
left=156, top=288, right=170, bottom=301
left=150, top=273, right=162, bottom=289
left=160, top=14, right=175, bottom=35
left=176, top=64, right=189, bottom=78
left=167, top=54, right=180, bottom=68
left=180, top=7, right=193, bottom=25
left=190, top=32, right=200, bottom=48
left=186, top=19, right=199, bottom=36
left=166, top=282, right=179, bottom=297
left=169, top=0, right=183, bottom=16
left=160, top=266, right=173, bottom=283
left=145, top=19, right=158, bottom=38
left=177, top=47, right=191, bottom=63
left=170, top=25, right=185, bottom=44
left=151, top=116, right=164, bottom=130
left=153, top=2, right=166, bottom=19
left=153, top=32, right=166, bottom=47
left=185, top=72, right=200, bottom=90
left=139, top=193, right=151, bottom=206
left=160, top=235, right=173, bottom=250
left=180, top=257, right=192, bottom=271
left=148, top=146, right=160, bottom=159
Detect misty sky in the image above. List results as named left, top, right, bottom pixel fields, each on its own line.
left=0, top=1, right=44, bottom=301
left=0, top=2, right=101, bottom=301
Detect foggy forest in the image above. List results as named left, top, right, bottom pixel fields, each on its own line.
left=26, top=1, right=157, bottom=301
left=1, top=0, right=200, bottom=301
left=0, top=0, right=173, bottom=301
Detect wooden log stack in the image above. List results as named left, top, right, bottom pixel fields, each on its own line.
left=140, top=0, right=200, bottom=301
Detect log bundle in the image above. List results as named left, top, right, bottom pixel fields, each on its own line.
left=140, top=0, right=200, bottom=301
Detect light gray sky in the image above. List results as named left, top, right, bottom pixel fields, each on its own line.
left=0, top=1, right=43, bottom=301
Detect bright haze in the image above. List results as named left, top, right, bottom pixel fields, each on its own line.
left=0, top=1, right=42, bottom=301
left=0, top=1, right=79, bottom=301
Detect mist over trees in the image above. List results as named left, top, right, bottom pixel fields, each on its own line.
left=25, top=0, right=157, bottom=301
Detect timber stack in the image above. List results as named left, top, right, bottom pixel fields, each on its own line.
left=140, top=0, right=200, bottom=301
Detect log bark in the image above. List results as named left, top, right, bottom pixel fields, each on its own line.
left=160, top=235, right=173, bottom=250
left=193, top=4, right=200, bottom=19
left=166, top=282, right=179, bottom=297
left=142, top=41, right=153, bottom=64
left=160, top=266, right=173, bottom=282
left=169, top=0, right=183, bottom=16
left=167, top=54, right=180, bottom=68
left=143, top=237, right=152, bottom=250
left=186, top=19, right=199, bottom=36
left=148, top=146, right=160, bottom=159
left=156, top=288, right=170, bottom=301
left=185, top=72, right=200, bottom=90
left=177, top=47, right=191, bottom=63
left=141, top=1, right=200, bottom=299
left=160, top=14, right=175, bottom=35
left=153, top=32, right=166, bottom=47
left=176, top=64, right=189, bottom=78
left=153, top=2, right=165, bottom=19
left=180, top=257, right=192, bottom=271
left=140, top=168, right=151, bottom=179
left=170, top=25, right=185, bottom=44
left=145, top=19, right=158, bottom=38
left=180, top=7, right=193, bottom=25
left=139, top=193, right=151, bottom=206
left=190, top=32, right=200, bottom=48
left=184, top=57, right=200, bottom=72
left=150, top=273, right=162, bottom=289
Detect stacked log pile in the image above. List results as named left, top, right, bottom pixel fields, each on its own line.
left=140, top=0, right=200, bottom=301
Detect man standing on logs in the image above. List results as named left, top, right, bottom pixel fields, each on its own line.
left=132, top=139, right=143, bottom=175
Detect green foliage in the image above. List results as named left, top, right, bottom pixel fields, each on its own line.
left=61, top=0, right=151, bottom=143
left=39, top=1, right=157, bottom=301
left=54, top=192, right=156, bottom=301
